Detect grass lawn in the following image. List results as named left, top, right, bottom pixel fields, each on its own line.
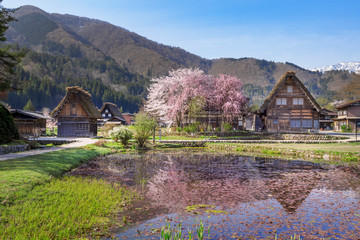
left=0, top=145, right=138, bottom=239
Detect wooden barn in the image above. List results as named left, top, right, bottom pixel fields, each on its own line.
left=10, top=109, right=49, bottom=136
left=50, top=86, right=102, bottom=137
left=333, top=99, right=360, bottom=132
left=258, top=71, right=321, bottom=132
left=100, top=102, right=127, bottom=125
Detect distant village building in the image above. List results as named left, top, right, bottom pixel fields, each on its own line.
left=319, top=108, right=337, bottom=130
left=258, top=71, right=321, bottom=132
left=185, top=110, right=248, bottom=130
left=333, top=99, right=360, bottom=132
left=10, top=109, right=49, bottom=136
left=99, top=102, right=127, bottom=126
left=122, top=113, right=135, bottom=125
left=50, top=86, right=102, bottom=137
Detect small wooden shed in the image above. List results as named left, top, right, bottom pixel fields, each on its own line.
left=10, top=109, right=49, bottom=136
left=50, top=86, right=102, bottom=137
left=258, top=71, right=321, bottom=132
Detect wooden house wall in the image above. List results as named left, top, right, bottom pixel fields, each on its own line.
left=185, top=111, right=246, bottom=130
left=347, top=104, right=360, bottom=117
left=58, top=101, right=88, bottom=117
left=265, top=78, right=320, bottom=132
left=14, top=119, right=46, bottom=136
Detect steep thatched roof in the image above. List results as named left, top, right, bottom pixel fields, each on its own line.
left=100, top=102, right=126, bottom=121
left=50, top=86, right=102, bottom=118
left=259, top=71, right=321, bottom=113
left=335, top=99, right=360, bottom=109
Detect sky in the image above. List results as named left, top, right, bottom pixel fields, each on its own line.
left=2, top=0, right=360, bottom=69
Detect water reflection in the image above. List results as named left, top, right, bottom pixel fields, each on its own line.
left=78, top=150, right=360, bottom=239
left=105, top=152, right=329, bottom=213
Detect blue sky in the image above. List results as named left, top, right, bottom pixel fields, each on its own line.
left=3, top=0, right=360, bottom=69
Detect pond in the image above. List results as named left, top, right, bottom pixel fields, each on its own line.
left=71, top=150, right=360, bottom=239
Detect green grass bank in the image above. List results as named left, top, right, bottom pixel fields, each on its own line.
left=207, top=142, right=360, bottom=164
left=0, top=145, right=138, bottom=239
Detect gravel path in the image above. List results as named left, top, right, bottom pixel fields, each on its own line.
left=0, top=138, right=98, bottom=161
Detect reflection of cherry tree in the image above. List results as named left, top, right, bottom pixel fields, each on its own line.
left=147, top=157, right=269, bottom=211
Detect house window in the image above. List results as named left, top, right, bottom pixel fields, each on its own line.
left=71, top=104, right=76, bottom=116
left=314, top=120, right=319, bottom=129
left=293, top=98, right=303, bottom=105
left=290, top=120, right=301, bottom=128
left=302, top=120, right=312, bottom=128
left=273, top=120, right=278, bottom=124
left=276, top=98, right=287, bottom=105
left=238, top=120, right=243, bottom=126
left=102, top=113, right=106, bottom=117
left=105, top=109, right=109, bottom=113
left=76, top=123, right=89, bottom=131
left=108, top=113, right=112, bottom=118
left=338, top=109, right=347, bottom=116
left=287, top=85, right=293, bottom=93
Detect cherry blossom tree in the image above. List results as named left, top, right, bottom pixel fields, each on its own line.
left=211, top=74, right=248, bottom=123
left=145, top=68, right=212, bottom=126
left=145, top=69, right=248, bottom=127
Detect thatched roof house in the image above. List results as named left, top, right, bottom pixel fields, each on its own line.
left=50, top=86, right=101, bottom=137
left=100, top=102, right=126, bottom=125
left=258, top=71, right=321, bottom=132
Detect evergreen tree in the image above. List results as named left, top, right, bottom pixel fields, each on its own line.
left=0, top=103, right=19, bottom=143
left=0, top=1, right=23, bottom=91
left=23, top=99, right=35, bottom=111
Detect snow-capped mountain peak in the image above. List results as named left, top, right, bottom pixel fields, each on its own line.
left=311, top=61, right=360, bottom=73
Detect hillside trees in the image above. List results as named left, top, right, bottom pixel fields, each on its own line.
left=0, top=2, right=23, bottom=92
left=145, top=68, right=248, bottom=127
left=5, top=48, right=148, bottom=112
left=23, top=99, right=35, bottom=111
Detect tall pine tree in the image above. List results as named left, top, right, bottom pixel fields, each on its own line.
left=0, top=1, right=23, bottom=92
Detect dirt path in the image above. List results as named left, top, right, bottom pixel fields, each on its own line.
left=0, top=138, right=98, bottom=161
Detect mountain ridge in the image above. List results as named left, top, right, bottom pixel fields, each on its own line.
left=4, top=5, right=359, bottom=111
left=311, top=61, right=360, bottom=74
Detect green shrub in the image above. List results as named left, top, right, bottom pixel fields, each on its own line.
left=109, top=126, right=133, bottom=147
left=341, top=124, right=352, bottom=133
left=133, top=113, right=157, bottom=148
left=222, top=122, right=233, bottom=132
left=0, top=104, right=19, bottom=144
left=183, top=122, right=199, bottom=133
left=98, top=125, right=114, bottom=138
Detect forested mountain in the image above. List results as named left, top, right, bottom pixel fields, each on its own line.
left=4, top=5, right=359, bottom=111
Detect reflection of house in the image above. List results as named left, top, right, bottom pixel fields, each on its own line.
left=122, top=112, right=135, bottom=125
left=333, top=99, right=360, bottom=132
left=50, top=86, right=102, bottom=137
left=319, top=108, right=337, bottom=130
left=258, top=71, right=321, bottom=132
left=266, top=172, right=319, bottom=213
left=10, top=109, right=49, bottom=136
left=100, top=102, right=127, bottom=125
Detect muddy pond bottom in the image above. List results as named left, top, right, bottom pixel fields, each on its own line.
left=81, top=150, right=360, bottom=239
